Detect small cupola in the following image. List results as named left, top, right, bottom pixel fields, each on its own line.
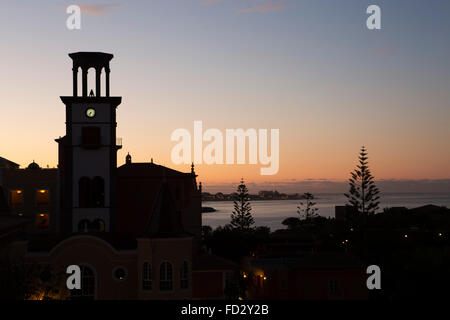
left=27, top=160, right=40, bottom=170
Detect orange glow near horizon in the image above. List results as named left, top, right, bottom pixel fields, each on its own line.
left=2, top=90, right=449, bottom=185
left=3, top=133, right=450, bottom=186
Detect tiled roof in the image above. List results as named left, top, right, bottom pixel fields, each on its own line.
left=0, top=156, right=19, bottom=168
left=118, top=162, right=193, bottom=178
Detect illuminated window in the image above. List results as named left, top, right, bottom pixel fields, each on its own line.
left=180, top=261, right=189, bottom=289
left=143, top=262, right=152, bottom=291
left=10, top=190, right=23, bottom=207
left=36, top=213, right=50, bottom=230
left=36, top=189, right=49, bottom=205
left=159, top=262, right=173, bottom=291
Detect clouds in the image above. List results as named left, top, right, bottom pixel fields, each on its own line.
left=77, top=1, right=292, bottom=18
left=202, top=0, right=292, bottom=14
left=238, top=1, right=292, bottom=14
left=79, top=3, right=120, bottom=16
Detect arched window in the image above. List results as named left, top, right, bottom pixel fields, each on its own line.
left=92, top=219, right=105, bottom=232
left=159, top=262, right=173, bottom=291
left=91, top=177, right=105, bottom=207
left=76, top=66, right=82, bottom=96
left=142, top=262, right=152, bottom=291
left=79, top=177, right=91, bottom=208
left=70, top=265, right=95, bottom=300
left=87, top=66, right=96, bottom=96
left=180, top=261, right=189, bottom=289
left=101, top=66, right=107, bottom=97
left=78, top=219, right=90, bottom=232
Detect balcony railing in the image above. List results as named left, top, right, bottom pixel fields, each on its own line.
left=116, top=138, right=123, bottom=148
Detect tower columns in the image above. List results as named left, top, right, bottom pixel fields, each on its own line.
left=96, top=67, right=102, bottom=97
left=105, top=67, right=111, bottom=97
left=82, top=67, right=88, bottom=97
left=72, top=67, right=78, bottom=97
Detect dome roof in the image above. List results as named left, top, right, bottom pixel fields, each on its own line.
left=126, top=153, right=132, bottom=164
left=27, top=161, right=40, bottom=170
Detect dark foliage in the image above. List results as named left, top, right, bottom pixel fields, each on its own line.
left=230, top=178, right=255, bottom=231
left=345, top=146, right=380, bottom=215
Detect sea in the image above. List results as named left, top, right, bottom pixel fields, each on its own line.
left=202, top=193, right=450, bottom=231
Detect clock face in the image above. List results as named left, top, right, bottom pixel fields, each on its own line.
left=86, top=108, right=96, bottom=118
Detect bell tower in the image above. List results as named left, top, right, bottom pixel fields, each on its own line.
left=57, top=52, right=122, bottom=233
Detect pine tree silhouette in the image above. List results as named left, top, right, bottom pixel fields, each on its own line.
left=297, top=192, right=319, bottom=221
left=230, top=178, right=255, bottom=231
left=345, top=146, right=380, bottom=215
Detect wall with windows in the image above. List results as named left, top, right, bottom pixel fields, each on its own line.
left=1, top=167, right=58, bottom=233
left=26, top=235, right=139, bottom=300
left=25, top=235, right=195, bottom=300
left=137, top=237, right=193, bottom=300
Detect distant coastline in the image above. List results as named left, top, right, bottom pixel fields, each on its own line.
left=202, top=190, right=307, bottom=201
left=202, top=193, right=450, bottom=230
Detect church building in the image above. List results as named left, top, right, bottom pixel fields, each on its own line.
left=0, top=52, right=237, bottom=300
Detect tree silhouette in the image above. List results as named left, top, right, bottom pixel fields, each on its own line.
left=282, top=217, right=301, bottom=229
left=230, top=178, right=255, bottom=231
left=345, top=146, right=380, bottom=215
left=297, top=192, right=319, bottom=221
left=0, top=260, right=68, bottom=300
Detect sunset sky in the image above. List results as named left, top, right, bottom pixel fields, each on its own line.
left=1, top=0, right=449, bottom=192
